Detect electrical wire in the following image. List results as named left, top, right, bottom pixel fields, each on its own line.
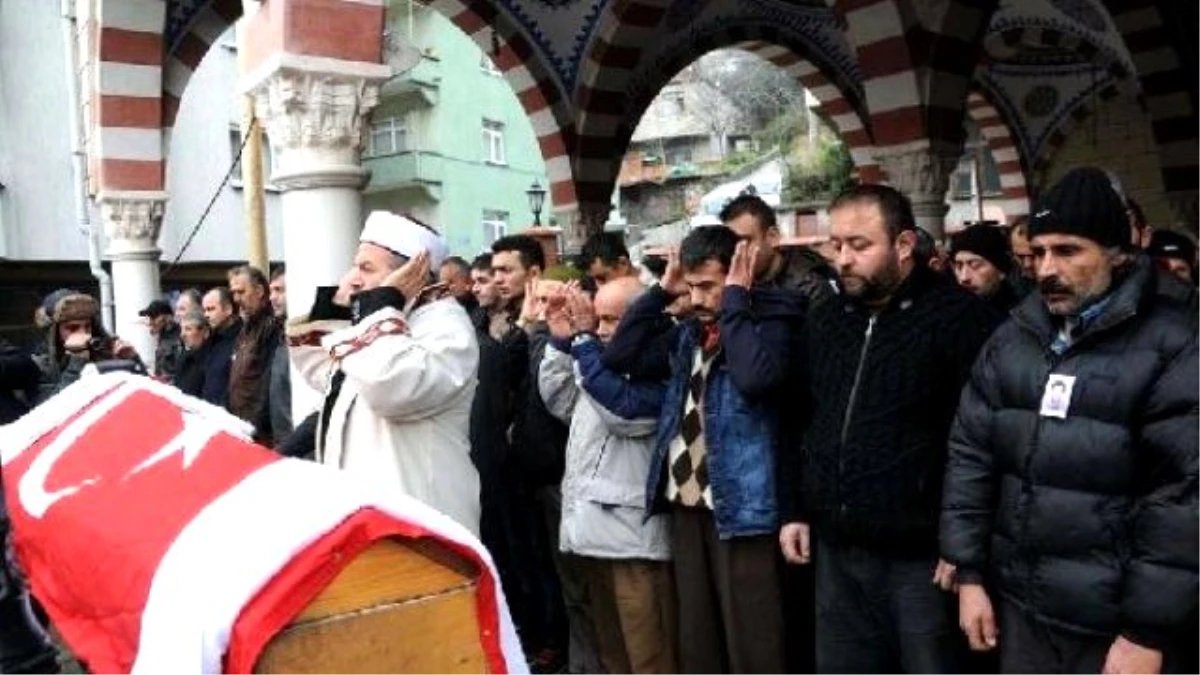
left=161, top=117, right=257, bottom=276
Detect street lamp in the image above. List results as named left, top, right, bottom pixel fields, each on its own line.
left=527, top=180, right=547, bottom=227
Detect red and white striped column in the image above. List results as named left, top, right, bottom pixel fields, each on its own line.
left=88, top=0, right=170, bottom=365
left=238, top=0, right=392, bottom=420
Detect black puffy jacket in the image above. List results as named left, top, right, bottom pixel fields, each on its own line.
left=941, top=259, right=1198, bottom=650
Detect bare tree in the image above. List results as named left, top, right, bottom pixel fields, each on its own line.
left=689, top=49, right=806, bottom=132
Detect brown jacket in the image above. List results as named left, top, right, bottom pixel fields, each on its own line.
left=228, top=308, right=282, bottom=431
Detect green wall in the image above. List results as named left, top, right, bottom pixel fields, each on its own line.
left=364, top=1, right=548, bottom=258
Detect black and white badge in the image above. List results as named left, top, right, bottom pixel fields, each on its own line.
left=1039, top=374, right=1076, bottom=419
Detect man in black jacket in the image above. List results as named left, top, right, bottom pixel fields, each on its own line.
left=0, top=341, right=60, bottom=673
left=721, top=193, right=837, bottom=307
left=200, top=287, right=240, bottom=408
left=941, top=167, right=1198, bottom=674
left=778, top=184, right=1001, bottom=673
left=950, top=223, right=1023, bottom=313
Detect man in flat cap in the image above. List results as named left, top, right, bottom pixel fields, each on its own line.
left=287, top=211, right=481, bottom=535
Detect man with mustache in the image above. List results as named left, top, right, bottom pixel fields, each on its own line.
left=778, top=184, right=1001, bottom=673
left=941, top=167, right=1198, bottom=674
left=600, top=225, right=804, bottom=672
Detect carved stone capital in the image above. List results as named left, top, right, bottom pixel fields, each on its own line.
left=99, top=192, right=167, bottom=257
left=873, top=144, right=959, bottom=204
left=252, top=69, right=381, bottom=156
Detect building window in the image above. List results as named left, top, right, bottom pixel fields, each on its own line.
left=659, top=91, right=685, bottom=118
left=480, top=55, right=502, bottom=76
left=482, top=210, right=508, bottom=246
left=482, top=119, right=506, bottom=165
left=228, top=125, right=277, bottom=190
left=367, top=117, right=409, bottom=157
left=665, top=146, right=693, bottom=165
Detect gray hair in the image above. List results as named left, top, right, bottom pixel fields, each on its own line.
left=180, top=311, right=209, bottom=331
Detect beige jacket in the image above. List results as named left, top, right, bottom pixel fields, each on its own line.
left=289, top=297, right=481, bottom=536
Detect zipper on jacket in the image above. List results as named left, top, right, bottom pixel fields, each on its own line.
left=839, top=316, right=876, bottom=445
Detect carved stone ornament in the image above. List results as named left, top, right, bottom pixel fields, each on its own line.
left=254, top=71, right=381, bottom=153
left=873, top=145, right=960, bottom=202
left=100, top=195, right=167, bottom=255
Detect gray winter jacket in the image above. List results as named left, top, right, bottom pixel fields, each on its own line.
left=538, top=338, right=670, bottom=561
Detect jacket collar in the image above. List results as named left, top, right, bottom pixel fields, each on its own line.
left=840, top=262, right=943, bottom=317
left=1012, top=257, right=1154, bottom=348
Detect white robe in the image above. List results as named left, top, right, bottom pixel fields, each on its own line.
left=289, top=297, right=481, bottom=536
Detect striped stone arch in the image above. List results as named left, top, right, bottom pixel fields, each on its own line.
left=162, top=0, right=243, bottom=133
left=732, top=40, right=879, bottom=182
left=837, top=0, right=994, bottom=158
left=1033, top=80, right=1123, bottom=182
left=1102, top=0, right=1198, bottom=222
left=88, top=0, right=171, bottom=194
left=965, top=90, right=1031, bottom=221
left=160, top=0, right=577, bottom=211
left=421, top=0, right=579, bottom=211
left=573, top=14, right=872, bottom=207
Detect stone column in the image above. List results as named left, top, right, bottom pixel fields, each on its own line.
left=1166, top=190, right=1199, bottom=232
left=245, top=63, right=389, bottom=421
left=100, top=192, right=167, bottom=368
left=874, top=143, right=959, bottom=241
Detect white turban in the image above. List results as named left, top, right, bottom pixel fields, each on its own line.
left=360, top=211, right=449, bottom=269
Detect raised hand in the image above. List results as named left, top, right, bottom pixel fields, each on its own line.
left=725, top=240, right=758, bottom=289
left=383, top=249, right=431, bottom=302
left=566, top=286, right=598, bottom=333
left=661, top=248, right=688, bottom=297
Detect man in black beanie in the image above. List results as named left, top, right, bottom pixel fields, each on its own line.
left=942, top=165, right=1197, bottom=674
left=950, top=224, right=1021, bottom=311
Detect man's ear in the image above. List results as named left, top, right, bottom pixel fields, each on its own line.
left=895, top=229, right=917, bottom=262
left=529, top=266, right=543, bottom=280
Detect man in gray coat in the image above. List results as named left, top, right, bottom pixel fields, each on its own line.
left=538, top=277, right=675, bottom=674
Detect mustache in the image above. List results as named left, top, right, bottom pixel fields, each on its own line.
left=1039, top=277, right=1070, bottom=295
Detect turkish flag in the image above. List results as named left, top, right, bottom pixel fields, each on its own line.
left=0, top=373, right=526, bottom=674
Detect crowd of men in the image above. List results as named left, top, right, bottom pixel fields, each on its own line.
left=0, top=165, right=1196, bottom=675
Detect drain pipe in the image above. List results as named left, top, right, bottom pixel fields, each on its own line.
left=62, top=0, right=114, bottom=333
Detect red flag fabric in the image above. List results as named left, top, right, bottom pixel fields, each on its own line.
left=0, top=373, right=525, bottom=674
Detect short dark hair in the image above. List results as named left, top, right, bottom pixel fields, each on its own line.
left=828, top=184, right=916, bottom=241
left=270, top=264, right=286, bottom=281
left=912, top=227, right=936, bottom=264
left=441, top=256, right=470, bottom=276
left=580, top=232, right=629, bottom=266
left=642, top=255, right=668, bottom=279
left=230, top=265, right=269, bottom=290
left=492, top=235, right=546, bottom=271
left=206, top=286, right=234, bottom=309
left=719, top=194, right=777, bottom=231
left=680, top=226, right=740, bottom=272
left=471, top=253, right=493, bottom=273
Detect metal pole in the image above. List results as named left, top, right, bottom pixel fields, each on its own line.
left=239, top=4, right=268, bottom=272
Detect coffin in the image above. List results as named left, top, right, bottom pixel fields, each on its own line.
left=0, top=373, right=522, bottom=674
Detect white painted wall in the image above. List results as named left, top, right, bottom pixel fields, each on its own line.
left=0, top=0, right=93, bottom=261
left=0, top=3, right=281, bottom=265
left=160, top=29, right=284, bottom=264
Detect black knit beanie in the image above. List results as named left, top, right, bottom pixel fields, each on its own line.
left=950, top=224, right=1012, bottom=274
left=1028, top=167, right=1129, bottom=249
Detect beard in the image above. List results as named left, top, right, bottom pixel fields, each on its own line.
left=841, top=254, right=902, bottom=304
